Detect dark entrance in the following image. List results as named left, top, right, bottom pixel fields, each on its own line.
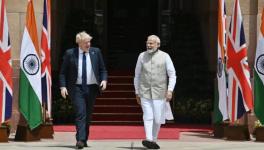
left=106, top=0, right=158, bottom=69
left=51, top=0, right=216, bottom=124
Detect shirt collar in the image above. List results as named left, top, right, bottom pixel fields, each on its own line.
left=78, top=48, right=89, bottom=54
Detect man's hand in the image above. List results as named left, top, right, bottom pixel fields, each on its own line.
left=60, top=87, right=68, bottom=99
left=100, top=80, right=107, bottom=91
left=166, top=91, right=173, bottom=101
left=135, top=94, right=141, bottom=105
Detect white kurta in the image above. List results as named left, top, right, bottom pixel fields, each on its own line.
left=134, top=51, right=176, bottom=124
left=134, top=52, right=177, bottom=94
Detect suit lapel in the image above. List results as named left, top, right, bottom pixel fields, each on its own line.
left=74, top=48, right=79, bottom=69
left=89, top=48, right=96, bottom=72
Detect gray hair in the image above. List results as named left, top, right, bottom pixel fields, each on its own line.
left=76, top=31, right=93, bottom=44
left=147, top=35, right=160, bottom=46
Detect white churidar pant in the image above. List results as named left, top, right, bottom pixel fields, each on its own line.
left=140, top=98, right=174, bottom=142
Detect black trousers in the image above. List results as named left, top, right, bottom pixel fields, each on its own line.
left=72, top=84, right=98, bottom=142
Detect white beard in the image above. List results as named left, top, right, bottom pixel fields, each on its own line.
left=147, top=49, right=157, bottom=54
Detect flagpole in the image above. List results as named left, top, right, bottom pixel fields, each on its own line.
left=38, top=0, right=54, bottom=138
left=43, top=103, right=46, bottom=124
left=0, top=0, right=13, bottom=142
left=224, top=0, right=252, bottom=140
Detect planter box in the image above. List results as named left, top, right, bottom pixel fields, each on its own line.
left=0, top=126, right=9, bottom=142
left=255, top=127, right=264, bottom=142
left=14, top=125, right=40, bottom=141
left=224, top=125, right=250, bottom=141
left=213, top=123, right=228, bottom=138
left=39, top=123, right=54, bottom=139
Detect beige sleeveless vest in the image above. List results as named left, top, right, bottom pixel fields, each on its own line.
left=139, top=50, right=167, bottom=99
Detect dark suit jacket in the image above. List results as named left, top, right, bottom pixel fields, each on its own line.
left=59, top=47, right=107, bottom=98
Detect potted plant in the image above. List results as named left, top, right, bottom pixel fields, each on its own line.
left=1, top=122, right=11, bottom=136
left=0, top=122, right=10, bottom=142
left=254, top=120, right=264, bottom=142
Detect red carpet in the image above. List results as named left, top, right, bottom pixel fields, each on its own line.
left=53, top=124, right=211, bottom=140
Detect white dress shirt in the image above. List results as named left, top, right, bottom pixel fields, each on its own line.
left=76, top=48, right=98, bottom=85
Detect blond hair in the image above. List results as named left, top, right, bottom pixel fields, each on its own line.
left=76, top=31, right=93, bottom=44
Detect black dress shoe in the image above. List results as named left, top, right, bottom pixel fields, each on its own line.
left=76, top=141, right=84, bottom=149
left=142, top=140, right=153, bottom=149
left=81, top=140, right=88, bottom=147
left=142, top=140, right=160, bottom=149
left=152, top=142, right=160, bottom=149
left=84, top=142, right=88, bottom=147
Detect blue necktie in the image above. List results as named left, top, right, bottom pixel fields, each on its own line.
left=82, top=52, right=87, bottom=89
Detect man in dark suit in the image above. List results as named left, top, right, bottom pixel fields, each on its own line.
left=59, top=31, right=107, bottom=149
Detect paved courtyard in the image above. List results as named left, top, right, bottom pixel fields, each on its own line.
left=1, top=131, right=264, bottom=150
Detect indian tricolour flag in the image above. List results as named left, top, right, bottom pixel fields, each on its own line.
left=19, top=0, right=42, bottom=130
left=213, top=0, right=228, bottom=124
left=254, top=8, right=264, bottom=125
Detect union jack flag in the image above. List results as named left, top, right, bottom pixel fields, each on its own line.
left=226, top=0, right=253, bottom=123
left=41, top=0, right=52, bottom=118
left=0, top=0, right=13, bottom=124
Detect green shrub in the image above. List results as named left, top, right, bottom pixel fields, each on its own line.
left=173, top=98, right=212, bottom=124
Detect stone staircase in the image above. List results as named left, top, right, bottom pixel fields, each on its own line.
left=92, top=71, right=143, bottom=124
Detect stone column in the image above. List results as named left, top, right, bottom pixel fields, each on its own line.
left=7, top=0, right=44, bottom=132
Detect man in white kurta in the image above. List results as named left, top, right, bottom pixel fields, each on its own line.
left=134, top=35, right=176, bottom=149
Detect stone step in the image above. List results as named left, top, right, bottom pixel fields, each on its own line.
left=108, top=76, right=133, bottom=84
left=107, top=83, right=134, bottom=91
left=92, top=113, right=142, bottom=122
left=91, top=121, right=143, bottom=125
left=98, top=91, right=135, bottom=98
left=94, top=105, right=142, bottom=113
left=95, top=98, right=137, bottom=105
